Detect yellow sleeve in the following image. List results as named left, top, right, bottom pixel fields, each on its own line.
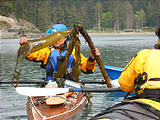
left=72, top=49, right=96, bottom=74
left=118, top=49, right=151, bottom=92
left=80, top=53, right=96, bottom=73
left=26, top=47, right=51, bottom=65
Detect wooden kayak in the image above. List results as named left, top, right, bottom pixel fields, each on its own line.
left=26, top=81, right=87, bottom=120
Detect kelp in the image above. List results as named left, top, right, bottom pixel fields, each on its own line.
left=18, top=30, right=72, bottom=58
left=12, top=56, right=21, bottom=88
left=54, top=29, right=81, bottom=82
left=12, top=30, right=72, bottom=88
left=72, top=32, right=81, bottom=82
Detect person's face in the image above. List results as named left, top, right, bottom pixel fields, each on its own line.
left=53, top=37, right=67, bottom=47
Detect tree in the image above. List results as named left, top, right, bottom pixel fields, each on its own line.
left=0, top=0, right=158, bottom=31
left=134, top=14, right=140, bottom=29
left=95, top=2, right=102, bottom=31
left=108, top=0, right=122, bottom=31
left=123, top=1, right=134, bottom=29
left=37, top=1, right=50, bottom=31
left=134, top=9, right=146, bottom=28
left=102, top=12, right=111, bottom=29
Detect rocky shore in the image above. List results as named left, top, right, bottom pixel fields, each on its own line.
left=0, top=15, right=43, bottom=39
left=0, top=31, right=44, bottom=39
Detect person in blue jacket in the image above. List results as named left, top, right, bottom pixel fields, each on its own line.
left=20, top=24, right=100, bottom=87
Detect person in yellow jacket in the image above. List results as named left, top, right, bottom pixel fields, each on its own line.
left=20, top=24, right=100, bottom=86
left=91, top=28, right=160, bottom=120
left=119, top=28, right=160, bottom=99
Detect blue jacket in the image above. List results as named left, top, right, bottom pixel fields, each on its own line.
left=45, top=49, right=74, bottom=81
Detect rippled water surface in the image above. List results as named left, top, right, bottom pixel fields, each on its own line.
left=0, top=34, right=156, bottom=120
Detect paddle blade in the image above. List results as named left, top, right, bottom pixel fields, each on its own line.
left=15, top=87, right=69, bottom=96
left=46, top=95, right=67, bottom=105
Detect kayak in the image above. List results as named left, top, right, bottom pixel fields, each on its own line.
left=18, top=65, right=128, bottom=120
left=91, top=100, right=160, bottom=120
left=104, top=65, right=135, bottom=97
left=26, top=80, right=87, bottom=120
left=104, top=65, right=123, bottom=81
left=104, top=65, right=123, bottom=88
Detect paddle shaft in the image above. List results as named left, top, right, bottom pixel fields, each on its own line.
left=0, top=80, right=46, bottom=84
left=0, top=80, right=106, bottom=85
left=76, top=24, right=112, bottom=88
left=69, top=87, right=122, bottom=92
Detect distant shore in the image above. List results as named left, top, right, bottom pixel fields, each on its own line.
left=0, top=31, right=154, bottom=39
left=0, top=31, right=43, bottom=39
left=88, top=32, right=154, bottom=36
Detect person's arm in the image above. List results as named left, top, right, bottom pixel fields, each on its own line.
left=80, top=53, right=96, bottom=74
left=26, top=47, right=51, bottom=65
left=72, top=48, right=100, bottom=74
left=19, top=37, right=51, bottom=65
left=118, top=49, right=151, bottom=92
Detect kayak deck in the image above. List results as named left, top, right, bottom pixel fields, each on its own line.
left=91, top=101, right=160, bottom=120
left=27, top=91, right=87, bottom=120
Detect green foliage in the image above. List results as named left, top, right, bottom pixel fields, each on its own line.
left=0, top=0, right=159, bottom=31
left=102, top=12, right=111, bottom=29
left=133, top=9, right=146, bottom=29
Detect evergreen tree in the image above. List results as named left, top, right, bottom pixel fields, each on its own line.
left=0, top=0, right=159, bottom=31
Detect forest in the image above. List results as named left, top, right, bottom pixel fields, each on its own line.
left=0, top=0, right=160, bottom=32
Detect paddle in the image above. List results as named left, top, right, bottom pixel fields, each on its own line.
left=1, top=80, right=46, bottom=84
left=75, top=24, right=112, bottom=88
left=15, top=87, right=122, bottom=96
left=0, top=80, right=106, bottom=85
left=46, top=95, right=67, bottom=105
left=46, top=92, right=72, bottom=105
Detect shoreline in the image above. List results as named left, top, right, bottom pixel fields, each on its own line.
left=0, top=31, right=154, bottom=39
left=88, top=32, right=154, bottom=36
left=0, top=31, right=43, bottom=39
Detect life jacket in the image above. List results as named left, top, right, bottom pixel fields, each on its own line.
left=45, top=49, right=74, bottom=81
left=135, top=49, right=160, bottom=99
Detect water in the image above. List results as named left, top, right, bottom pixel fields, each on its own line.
left=0, top=34, right=156, bottom=120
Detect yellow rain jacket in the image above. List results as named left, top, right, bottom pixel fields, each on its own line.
left=119, top=49, right=160, bottom=92
left=26, top=47, right=96, bottom=73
